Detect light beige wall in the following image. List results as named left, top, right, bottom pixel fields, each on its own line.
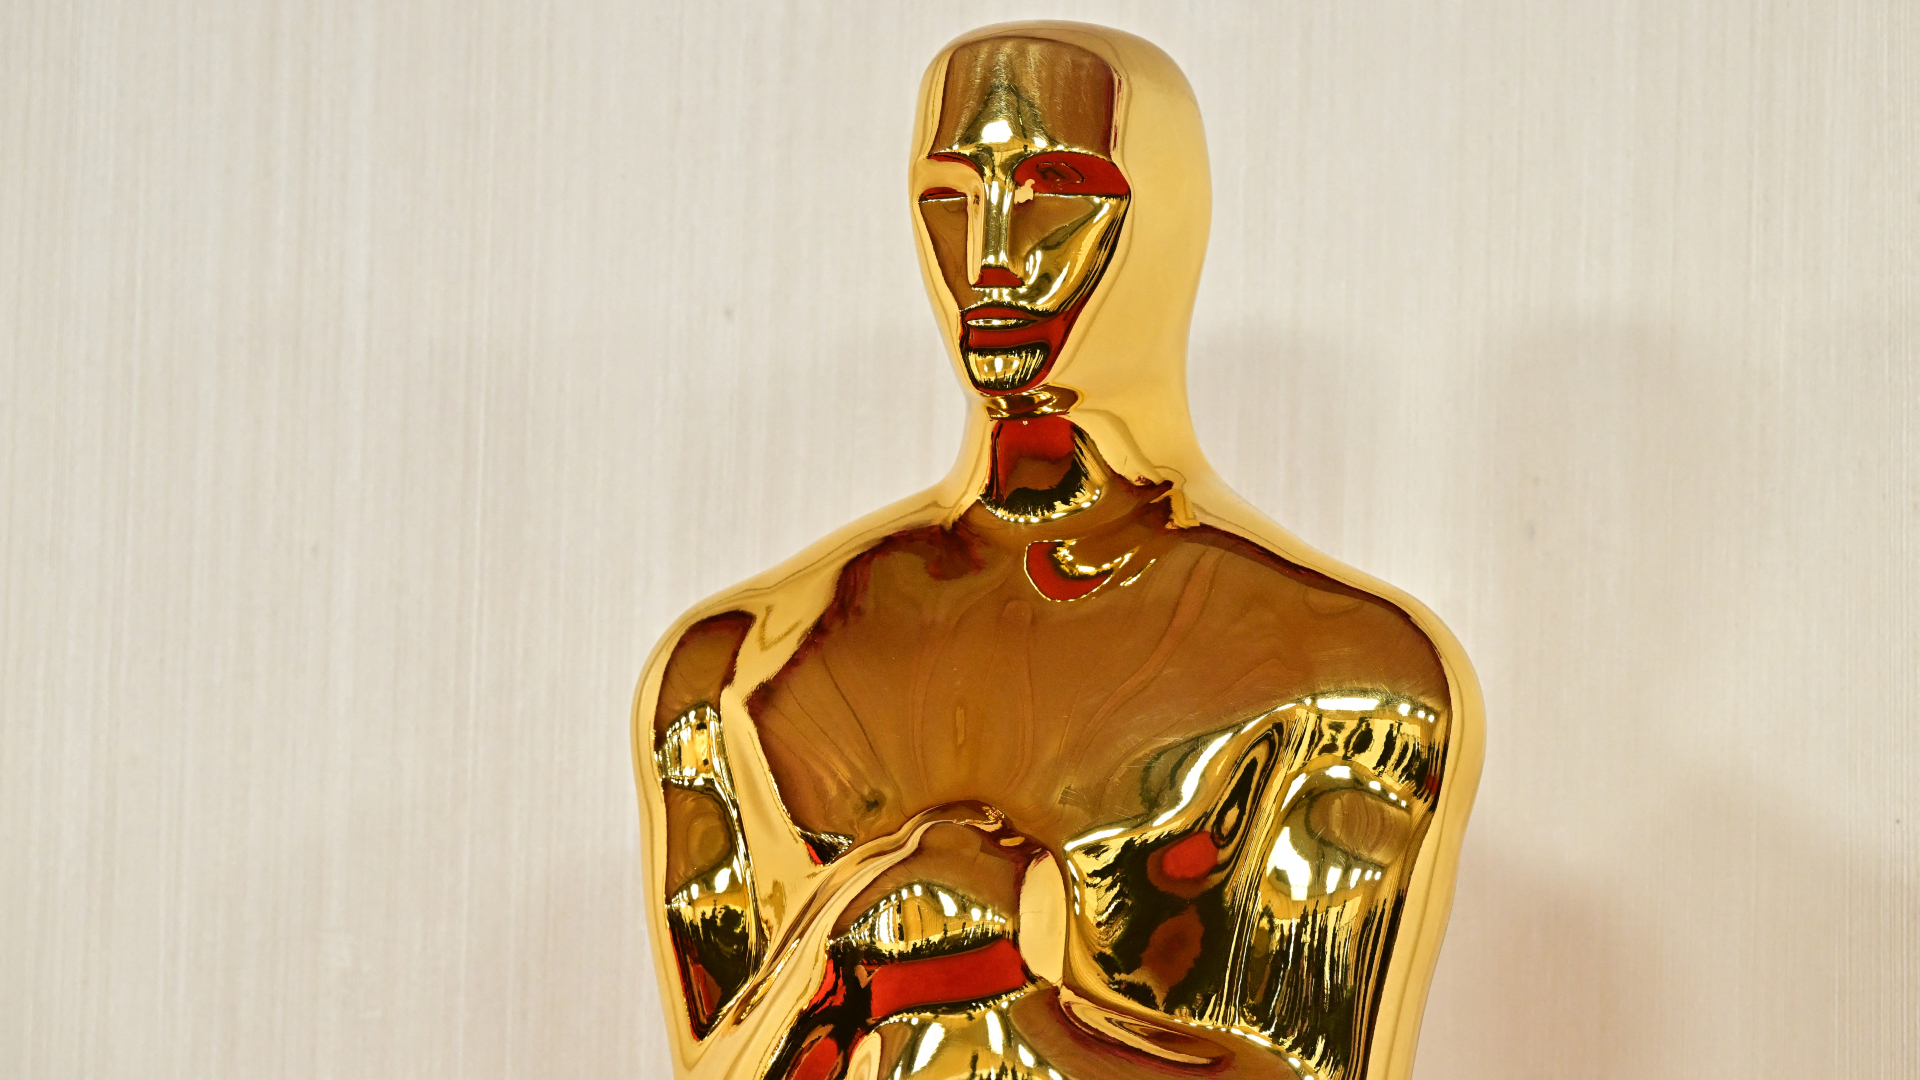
left=3, top=1, right=1914, bottom=1077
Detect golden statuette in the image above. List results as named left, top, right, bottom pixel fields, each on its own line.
left=634, top=22, right=1483, bottom=1080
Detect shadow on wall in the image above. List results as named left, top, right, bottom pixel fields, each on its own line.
left=1429, top=769, right=1912, bottom=1079
left=1428, top=319, right=1732, bottom=1079
left=1413, top=319, right=1907, bottom=1077
left=1187, top=322, right=1402, bottom=541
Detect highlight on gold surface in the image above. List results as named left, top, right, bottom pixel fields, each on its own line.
left=634, top=22, right=1483, bottom=1080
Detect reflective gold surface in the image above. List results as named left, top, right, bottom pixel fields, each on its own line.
left=635, top=22, right=1482, bottom=1080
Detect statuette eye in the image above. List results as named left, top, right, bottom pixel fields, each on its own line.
left=1035, top=161, right=1082, bottom=185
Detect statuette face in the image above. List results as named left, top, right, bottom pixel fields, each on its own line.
left=636, top=22, right=1482, bottom=1080
left=913, top=37, right=1130, bottom=394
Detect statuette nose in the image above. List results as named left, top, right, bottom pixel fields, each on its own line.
left=968, top=176, right=1028, bottom=289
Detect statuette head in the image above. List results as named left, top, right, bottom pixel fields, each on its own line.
left=911, top=24, right=1211, bottom=411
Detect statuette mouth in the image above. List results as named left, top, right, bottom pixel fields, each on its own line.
left=963, top=304, right=1043, bottom=330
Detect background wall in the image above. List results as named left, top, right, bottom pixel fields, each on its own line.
left=3, top=1, right=1915, bottom=1077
